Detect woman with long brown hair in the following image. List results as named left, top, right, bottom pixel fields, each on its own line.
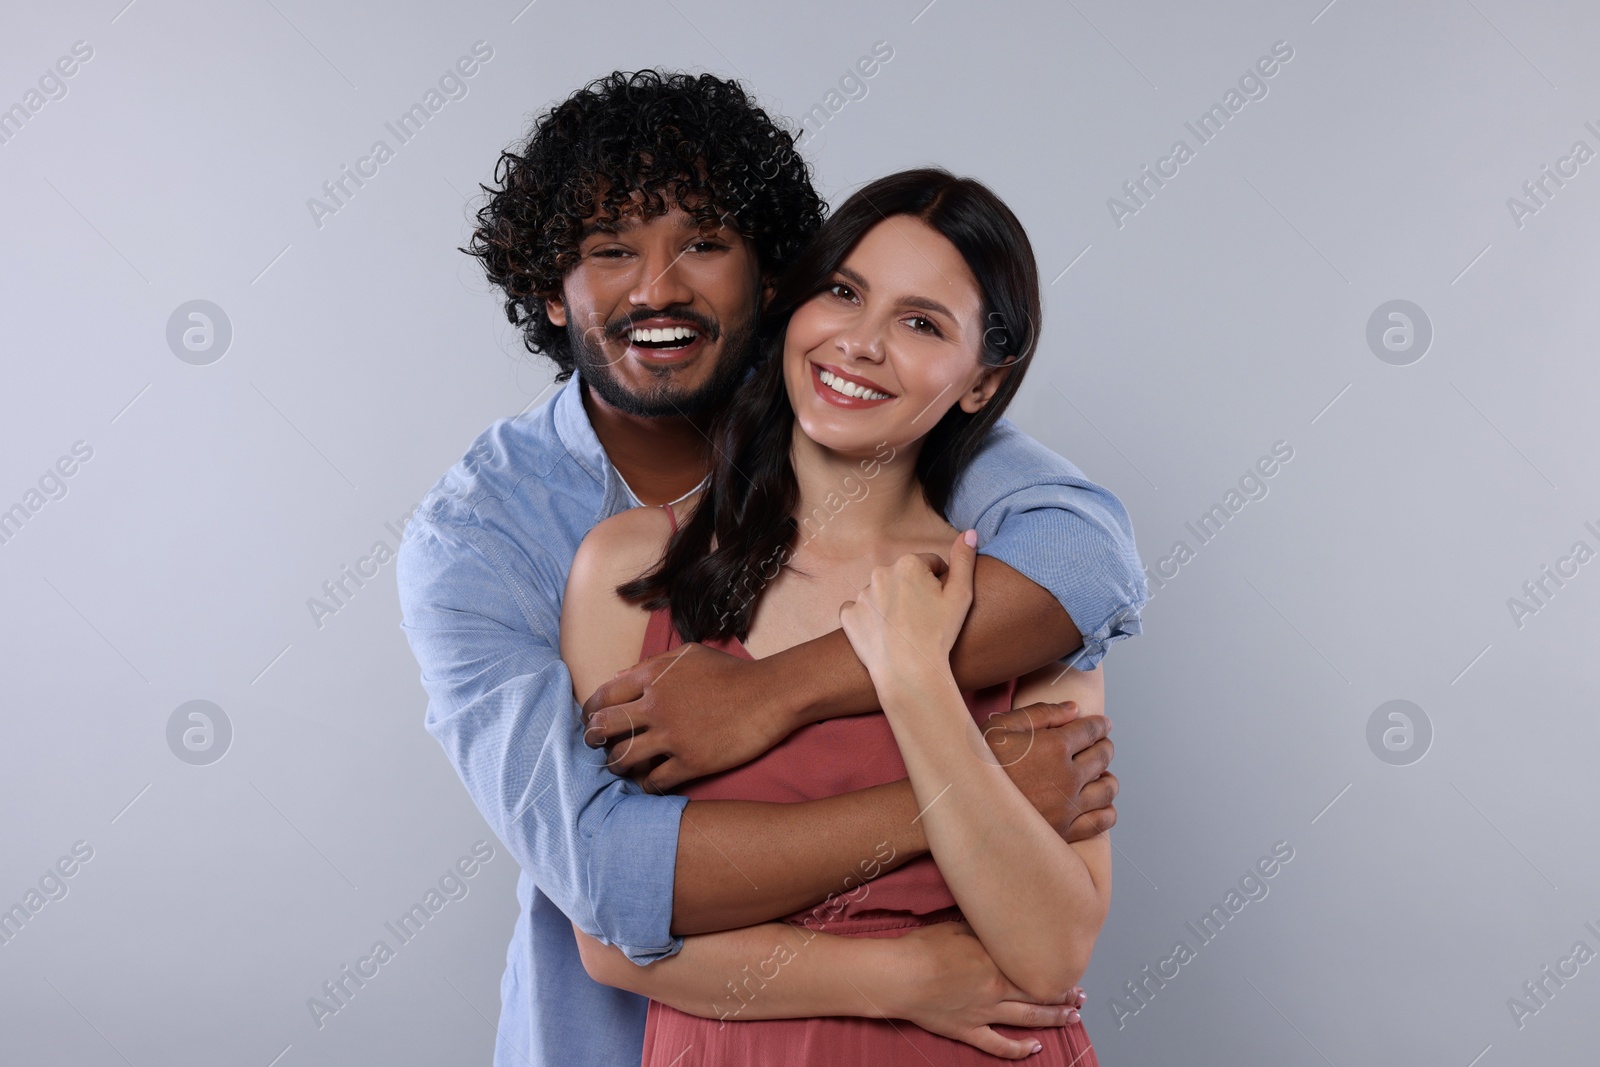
left=561, top=168, right=1110, bottom=1064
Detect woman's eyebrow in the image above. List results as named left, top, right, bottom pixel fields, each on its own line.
left=900, top=294, right=956, bottom=319
left=836, top=264, right=871, bottom=291
left=837, top=264, right=957, bottom=321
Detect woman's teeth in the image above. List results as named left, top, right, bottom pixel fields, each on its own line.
left=819, top=368, right=891, bottom=401
left=629, top=325, right=699, bottom=348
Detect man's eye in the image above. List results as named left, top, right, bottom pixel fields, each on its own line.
left=689, top=240, right=725, bottom=253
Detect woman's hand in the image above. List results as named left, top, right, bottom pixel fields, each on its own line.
left=839, top=530, right=977, bottom=686
left=888, top=919, right=1085, bottom=1059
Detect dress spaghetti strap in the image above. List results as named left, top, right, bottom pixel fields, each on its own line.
left=662, top=501, right=678, bottom=531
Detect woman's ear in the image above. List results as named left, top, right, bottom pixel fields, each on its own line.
left=958, top=362, right=1011, bottom=414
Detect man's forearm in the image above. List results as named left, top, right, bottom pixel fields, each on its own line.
left=671, top=782, right=928, bottom=935
left=781, top=556, right=1081, bottom=726
left=575, top=920, right=910, bottom=1023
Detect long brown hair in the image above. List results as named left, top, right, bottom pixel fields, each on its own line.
left=619, top=167, right=1042, bottom=642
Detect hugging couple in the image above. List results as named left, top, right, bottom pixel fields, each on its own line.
left=397, top=69, right=1147, bottom=1066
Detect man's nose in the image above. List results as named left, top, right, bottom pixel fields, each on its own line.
left=629, top=246, right=695, bottom=310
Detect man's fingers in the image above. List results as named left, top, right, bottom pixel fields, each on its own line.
left=641, top=757, right=689, bottom=793
left=1058, top=712, right=1111, bottom=754
left=604, top=730, right=668, bottom=777
left=992, top=700, right=1081, bottom=733
left=582, top=704, right=644, bottom=747
left=1071, top=736, right=1114, bottom=780
left=1064, top=803, right=1117, bottom=841
left=1078, top=771, right=1119, bottom=811
left=582, top=671, right=646, bottom=723
left=581, top=646, right=697, bottom=723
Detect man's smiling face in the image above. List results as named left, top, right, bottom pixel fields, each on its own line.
left=545, top=198, right=765, bottom=418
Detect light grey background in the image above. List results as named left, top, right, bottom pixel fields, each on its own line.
left=3, top=0, right=1596, bottom=1063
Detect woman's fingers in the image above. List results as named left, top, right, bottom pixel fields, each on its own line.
left=987, top=999, right=1077, bottom=1029
left=946, top=528, right=978, bottom=592
left=957, top=1024, right=1046, bottom=1060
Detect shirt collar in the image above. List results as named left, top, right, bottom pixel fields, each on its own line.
left=551, top=369, right=634, bottom=519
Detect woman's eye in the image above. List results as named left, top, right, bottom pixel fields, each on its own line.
left=906, top=315, right=940, bottom=336
left=827, top=282, right=857, bottom=301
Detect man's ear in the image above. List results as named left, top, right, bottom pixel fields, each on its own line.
left=759, top=273, right=777, bottom=311
left=959, top=363, right=1011, bottom=414
left=545, top=295, right=567, bottom=327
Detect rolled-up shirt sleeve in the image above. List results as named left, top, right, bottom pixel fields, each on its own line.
left=397, top=511, right=686, bottom=965
left=947, top=418, right=1148, bottom=670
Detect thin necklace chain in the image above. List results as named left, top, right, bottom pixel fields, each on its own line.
left=617, top=469, right=710, bottom=510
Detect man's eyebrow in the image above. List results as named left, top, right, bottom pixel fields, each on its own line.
left=578, top=212, right=728, bottom=242
left=578, top=219, right=623, bottom=240
left=836, top=264, right=956, bottom=320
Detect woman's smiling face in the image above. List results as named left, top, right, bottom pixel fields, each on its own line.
left=782, top=214, right=1008, bottom=459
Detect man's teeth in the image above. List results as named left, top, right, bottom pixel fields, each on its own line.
left=819, top=369, right=890, bottom=401
left=629, top=325, right=699, bottom=345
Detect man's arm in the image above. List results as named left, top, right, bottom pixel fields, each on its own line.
left=397, top=508, right=929, bottom=949
left=666, top=707, right=1113, bottom=933
left=397, top=511, right=688, bottom=963
left=584, top=418, right=1145, bottom=789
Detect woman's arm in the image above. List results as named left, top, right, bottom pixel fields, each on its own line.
left=571, top=920, right=1080, bottom=1059
left=840, top=534, right=1112, bottom=1004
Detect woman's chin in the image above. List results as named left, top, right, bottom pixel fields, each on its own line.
left=794, top=411, right=881, bottom=455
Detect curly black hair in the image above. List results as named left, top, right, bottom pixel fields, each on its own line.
left=462, top=70, right=825, bottom=379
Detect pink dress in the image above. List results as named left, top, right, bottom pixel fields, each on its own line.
left=637, top=506, right=1099, bottom=1066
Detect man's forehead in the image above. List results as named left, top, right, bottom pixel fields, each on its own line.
left=579, top=194, right=737, bottom=239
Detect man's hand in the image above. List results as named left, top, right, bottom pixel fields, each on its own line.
left=983, top=701, right=1117, bottom=842
left=887, top=920, right=1086, bottom=1059
left=581, top=643, right=795, bottom=792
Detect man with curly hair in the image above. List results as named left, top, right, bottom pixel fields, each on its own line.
left=397, top=70, right=1146, bottom=1066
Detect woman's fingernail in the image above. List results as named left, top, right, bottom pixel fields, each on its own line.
left=1066, top=1008, right=1080, bottom=1024
left=963, top=529, right=977, bottom=547
left=1030, top=1042, right=1043, bottom=1054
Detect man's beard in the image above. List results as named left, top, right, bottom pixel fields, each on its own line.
left=569, top=312, right=759, bottom=419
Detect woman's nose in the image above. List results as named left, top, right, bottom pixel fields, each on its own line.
left=834, top=319, right=885, bottom=363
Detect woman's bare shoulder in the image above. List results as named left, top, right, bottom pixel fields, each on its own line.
left=562, top=506, right=677, bottom=701
left=571, top=505, right=677, bottom=587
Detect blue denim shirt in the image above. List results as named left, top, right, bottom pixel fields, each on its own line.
left=395, top=372, right=1146, bottom=1067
